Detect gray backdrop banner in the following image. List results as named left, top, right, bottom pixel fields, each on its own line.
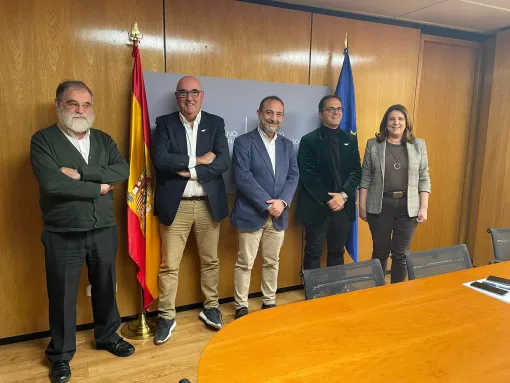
left=144, top=71, right=331, bottom=194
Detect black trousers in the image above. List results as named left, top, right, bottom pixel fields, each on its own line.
left=41, top=226, right=121, bottom=362
left=303, top=210, right=352, bottom=269
left=367, top=197, right=418, bottom=283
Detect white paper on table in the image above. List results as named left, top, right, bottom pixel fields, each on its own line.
left=463, top=278, right=510, bottom=304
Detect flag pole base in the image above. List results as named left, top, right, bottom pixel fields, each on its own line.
left=121, top=311, right=156, bottom=340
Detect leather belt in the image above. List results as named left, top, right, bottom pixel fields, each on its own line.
left=181, top=196, right=208, bottom=201
left=383, top=191, right=407, bottom=199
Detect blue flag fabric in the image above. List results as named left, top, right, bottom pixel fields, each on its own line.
left=335, top=47, right=358, bottom=262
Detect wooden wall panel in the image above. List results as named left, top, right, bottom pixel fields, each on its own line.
left=467, top=36, right=496, bottom=260
left=472, top=29, right=510, bottom=266
left=163, top=0, right=311, bottom=305
left=0, top=0, right=164, bottom=338
left=0, top=0, right=490, bottom=339
left=164, top=0, right=311, bottom=84
left=309, top=14, right=421, bottom=262
left=412, top=36, right=481, bottom=252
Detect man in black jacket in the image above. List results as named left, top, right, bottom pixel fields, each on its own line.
left=152, top=76, right=229, bottom=344
left=296, top=95, right=361, bottom=270
left=30, top=80, right=134, bottom=383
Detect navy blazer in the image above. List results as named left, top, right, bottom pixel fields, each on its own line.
left=151, top=111, right=230, bottom=226
left=230, top=128, right=299, bottom=231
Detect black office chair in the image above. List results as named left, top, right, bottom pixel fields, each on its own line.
left=300, top=259, right=386, bottom=300
left=487, top=228, right=510, bottom=263
left=405, top=244, right=473, bottom=280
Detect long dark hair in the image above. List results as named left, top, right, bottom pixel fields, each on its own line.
left=375, top=104, right=415, bottom=144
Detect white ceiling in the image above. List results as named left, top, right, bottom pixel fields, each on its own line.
left=273, top=0, right=510, bottom=33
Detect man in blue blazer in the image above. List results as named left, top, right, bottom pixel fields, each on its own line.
left=151, top=76, right=229, bottom=344
left=230, top=96, right=299, bottom=319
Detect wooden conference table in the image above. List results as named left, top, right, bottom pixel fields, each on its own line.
left=198, top=263, right=510, bottom=382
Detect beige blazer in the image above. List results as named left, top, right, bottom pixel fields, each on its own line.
left=360, top=137, right=431, bottom=216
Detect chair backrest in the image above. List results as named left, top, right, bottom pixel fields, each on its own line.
left=300, top=259, right=386, bottom=300
left=405, top=244, right=473, bottom=280
left=487, top=228, right=510, bottom=262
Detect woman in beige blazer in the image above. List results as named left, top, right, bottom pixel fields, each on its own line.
left=359, top=104, right=431, bottom=283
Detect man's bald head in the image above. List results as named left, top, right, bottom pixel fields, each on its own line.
left=176, top=76, right=202, bottom=92
left=175, top=76, right=204, bottom=122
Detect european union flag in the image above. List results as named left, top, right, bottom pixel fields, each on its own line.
left=335, top=46, right=358, bottom=262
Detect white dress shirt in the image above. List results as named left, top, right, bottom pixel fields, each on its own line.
left=257, top=127, right=287, bottom=208
left=61, top=127, right=91, bottom=164
left=257, top=126, right=276, bottom=174
left=180, top=111, right=206, bottom=197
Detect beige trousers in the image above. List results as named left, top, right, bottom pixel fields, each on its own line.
left=158, top=200, right=220, bottom=320
left=234, top=215, right=285, bottom=309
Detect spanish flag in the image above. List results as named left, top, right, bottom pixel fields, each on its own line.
left=127, top=44, right=160, bottom=308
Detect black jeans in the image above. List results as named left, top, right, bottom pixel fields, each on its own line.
left=303, top=210, right=352, bottom=269
left=41, top=226, right=121, bottom=362
left=367, top=197, right=418, bottom=283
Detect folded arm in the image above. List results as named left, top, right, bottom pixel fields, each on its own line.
left=195, top=120, right=230, bottom=184
left=79, top=135, right=129, bottom=184
left=152, top=122, right=192, bottom=172
left=30, top=133, right=101, bottom=199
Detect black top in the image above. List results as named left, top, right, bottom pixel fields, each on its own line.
left=384, top=141, right=408, bottom=192
left=322, top=126, right=343, bottom=192
left=296, top=125, right=362, bottom=225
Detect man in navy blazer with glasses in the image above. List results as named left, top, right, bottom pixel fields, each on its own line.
left=151, top=76, right=229, bottom=344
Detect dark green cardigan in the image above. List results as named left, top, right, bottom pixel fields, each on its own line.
left=30, top=124, right=129, bottom=231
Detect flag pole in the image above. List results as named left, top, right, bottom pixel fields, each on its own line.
left=128, top=21, right=143, bottom=48
left=120, top=22, right=156, bottom=340
left=337, top=30, right=359, bottom=262
left=121, top=288, right=156, bottom=340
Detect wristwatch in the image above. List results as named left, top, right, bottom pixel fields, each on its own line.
left=340, top=192, right=348, bottom=201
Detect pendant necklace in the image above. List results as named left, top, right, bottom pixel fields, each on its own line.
left=388, top=143, right=403, bottom=170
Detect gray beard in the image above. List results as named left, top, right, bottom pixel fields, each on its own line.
left=57, top=108, right=94, bottom=134
left=260, top=123, right=279, bottom=136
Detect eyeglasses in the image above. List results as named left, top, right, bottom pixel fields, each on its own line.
left=322, top=107, right=344, bottom=114
left=175, top=89, right=203, bottom=98
left=61, top=100, right=93, bottom=112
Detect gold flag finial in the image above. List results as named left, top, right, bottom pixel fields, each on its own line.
left=129, top=22, right=143, bottom=46
left=344, top=31, right=348, bottom=50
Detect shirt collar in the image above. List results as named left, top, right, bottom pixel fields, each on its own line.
left=59, top=124, right=91, bottom=140
left=257, top=126, right=277, bottom=144
left=179, top=110, right=202, bottom=127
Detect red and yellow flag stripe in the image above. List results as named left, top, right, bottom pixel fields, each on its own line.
left=127, top=45, right=160, bottom=308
